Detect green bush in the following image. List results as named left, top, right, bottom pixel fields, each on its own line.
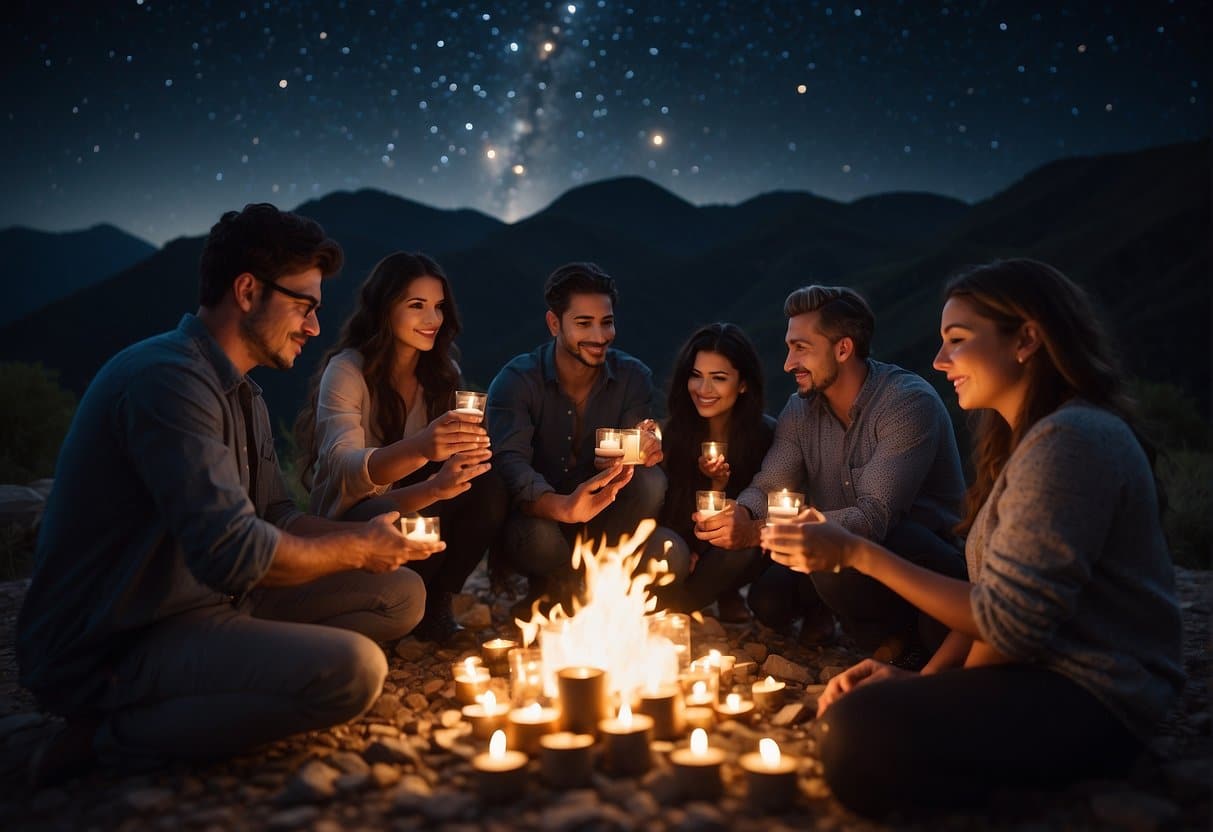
left=0, top=362, right=76, bottom=484
left=1129, top=379, right=1210, bottom=452
left=1159, top=449, right=1212, bottom=569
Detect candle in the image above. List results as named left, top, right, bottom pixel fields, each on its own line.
left=452, top=658, right=491, bottom=705
left=670, top=728, right=726, bottom=801
left=766, top=489, right=804, bottom=523
left=595, top=427, right=625, bottom=458
left=453, top=390, right=487, bottom=421
left=557, top=666, right=608, bottom=736
left=700, top=649, right=736, bottom=689
left=599, top=703, right=654, bottom=777
left=403, top=515, right=441, bottom=543
left=695, top=490, right=727, bottom=517
left=620, top=428, right=643, bottom=464
left=473, top=729, right=528, bottom=803
left=508, top=647, right=545, bottom=706
left=683, top=706, right=716, bottom=733
left=462, top=690, right=511, bottom=740
left=539, top=732, right=595, bottom=789
left=701, top=441, right=727, bottom=462
left=740, top=738, right=799, bottom=812
left=752, top=675, right=787, bottom=712
left=507, top=702, right=559, bottom=755
left=482, top=638, right=517, bottom=676
left=714, top=691, right=756, bottom=723
left=680, top=663, right=718, bottom=706
left=636, top=682, right=685, bottom=740
left=647, top=612, right=692, bottom=673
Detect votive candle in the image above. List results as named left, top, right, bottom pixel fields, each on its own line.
left=740, top=738, right=799, bottom=812
left=473, top=729, right=528, bottom=803
left=669, top=728, right=726, bottom=801
left=599, top=703, right=654, bottom=777
left=539, top=732, right=595, bottom=789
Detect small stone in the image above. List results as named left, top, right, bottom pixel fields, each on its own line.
left=368, top=723, right=400, bottom=737
left=419, top=790, right=477, bottom=822
left=456, top=603, right=492, bottom=630
left=396, top=640, right=428, bottom=661
left=335, top=772, right=370, bottom=793
left=818, top=665, right=848, bottom=683
left=697, top=617, right=726, bottom=639
left=440, top=709, right=463, bottom=728
left=432, top=727, right=467, bottom=750
left=624, top=790, right=660, bottom=820
left=771, top=703, right=808, bottom=726
left=123, top=787, right=173, bottom=812
left=371, top=694, right=404, bottom=720
left=391, top=773, right=435, bottom=811
left=742, top=643, right=768, bottom=663
left=678, top=801, right=727, bottom=831
left=266, top=806, right=321, bottom=830
left=405, top=693, right=430, bottom=711
left=182, top=807, right=235, bottom=826
left=278, top=760, right=340, bottom=805
left=451, top=592, right=478, bottom=617
left=1090, top=790, right=1181, bottom=831
left=802, top=776, right=831, bottom=800
left=760, top=655, right=811, bottom=684
left=325, top=751, right=370, bottom=775
left=364, top=737, right=420, bottom=767
left=539, top=802, right=626, bottom=832
left=370, top=762, right=402, bottom=789
left=641, top=768, right=681, bottom=806
left=422, top=679, right=446, bottom=696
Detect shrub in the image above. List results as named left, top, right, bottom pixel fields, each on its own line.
left=0, top=362, right=76, bottom=484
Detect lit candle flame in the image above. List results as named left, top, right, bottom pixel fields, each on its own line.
left=764, top=675, right=777, bottom=687
left=693, top=681, right=707, bottom=697
left=618, top=702, right=633, bottom=728
left=490, top=729, right=506, bottom=758
left=726, top=692, right=741, bottom=710
left=524, top=702, right=542, bottom=719
left=759, top=737, right=780, bottom=767
left=463, top=657, right=479, bottom=676
left=478, top=690, right=497, bottom=709
left=690, top=728, right=708, bottom=756
left=708, top=648, right=721, bottom=665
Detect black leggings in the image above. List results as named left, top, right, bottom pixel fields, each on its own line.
left=818, top=663, right=1141, bottom=817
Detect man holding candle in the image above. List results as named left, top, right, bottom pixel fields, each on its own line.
left=695, top=285, right=966, bottom=662
left=18, top=205, right=444, bottom=785
left=487, top=262, right=688, bottom=617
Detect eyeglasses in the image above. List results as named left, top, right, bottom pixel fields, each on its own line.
left=252, top=274, right=321, bottom=318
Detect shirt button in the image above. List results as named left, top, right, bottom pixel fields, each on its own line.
left=567, top=435, right=572, bottom=440
left=567, top=410, right=572, bottom=415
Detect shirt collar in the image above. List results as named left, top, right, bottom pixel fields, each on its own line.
left=177, top=313, right=261, bottom=396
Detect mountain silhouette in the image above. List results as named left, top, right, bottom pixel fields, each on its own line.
left=1, top=224, right=155, bottom=326
left=0, top=141, right=1206, bottom=442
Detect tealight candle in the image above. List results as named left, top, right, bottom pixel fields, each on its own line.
left=473, top=729, right=528, bottom=803
left=752, top=675, right=787, bottom=712
left=766, top=489, right=804, bottom=523
left=403, top=515, right=441, bottom=543
left=462, top=690, right=511, bottom=740
left=508, top=647, right=544, bottom=706
left=539, top=732, right=595, bottom=788
left=680, top=665, right=718, bottom=707
left=599, top=703, right=654, bottom=777
left=595, top=427, right=625, bottom=458
left=452, top=657, right=491, bottom=705
left=557, top=666, right=607, bottom=736
left=695, top=490, right=727, bottom=517
left=701, top=441, right=727, bottom=462
left=620, top=428, right=643, bottom=465
left=714, top=691, right=756, bottom=723
left=507, top=701, right=559, bottom=755
left=701, top=649, right=736, bottom=689
left=453, top=390, right=487, bottom=421
left=741, top=738, right=799, bottom=812
left=482, top=638, right=517, bottom=676
left=636, top=682, right=685, bottom=740
left=670, top=728, right=726, bottom=801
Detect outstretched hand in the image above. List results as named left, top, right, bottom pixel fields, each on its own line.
left=760, top=507, right=856, bottom=574
left=359, top=511, right=445, bottom=573
left=564, top=461, right=633, bottom=524
left=426, top=448, right=493, bottom=501
left=816, top=659, right=914, bottom=717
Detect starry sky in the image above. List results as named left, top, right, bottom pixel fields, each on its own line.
left=4, top=1, right=1208, bottom=245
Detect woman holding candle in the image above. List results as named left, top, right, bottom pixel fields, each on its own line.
left=296, top=252, right=508, bottom=642
left=655, top=323, right=775, bottom=620
left=763, top=260, right=1184, bottom=815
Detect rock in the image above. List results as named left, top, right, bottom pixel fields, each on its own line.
left=540, top=801, right=632, bottom=832
left=365, top=737, right=421, bottom=767
left=771, top=703, right=808, bottom=726
left=266, top=806, right=321, bottom=830
left=451, top=592, right=478, bottom=617
left=802, top=776, right=832, bottom=800
left=325, top=751, right=370, bottom=775
left=697, top=617, right=726, bottom=639
left=624, top=790, right=660, bottom=820
left=370, top=762, right=402, bottom=788
left=395, top=640, right=429, bottom=662
left=418, top=789, right=476, bottom=822
left=371, top=694, right=404, bottom=720
left=405, top=693, right=430, bottom=711
left=391, top=773, right=435, bottom=811
left=641, top=768, right=682, bottom=806
left=1090, top=790, right=1181, bottom=831
left=335, top=771, right=370, bottom=793
left=278, top=760, right=340, bottom=805
left=122, top=787, right=173, bottom=812
left=742, top=643, right=768, bottom=663
left=182, top=807, right=236, bottom=826
left=440, top=709, right=463, bottom=728
left=760, top=654, right=811, bottom=684
left=677, top=801, right=728, bottom=831
left=456, top=603, right=492, bottom=630
left=422, top=679, right=446, bottom=696
left=368, top=723, right=400, bottom=737
left=818, top=665, right=848, bottom=683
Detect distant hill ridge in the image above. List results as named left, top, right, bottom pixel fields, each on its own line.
left=0, top=140, right=1206, bottom=430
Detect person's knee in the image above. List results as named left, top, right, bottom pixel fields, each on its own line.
left=643, top=527, right=690, bottom=585
left=818, top=689, right=901, bottom=817
left=313, top=632, right=388, bottom=724
left=616, top=465, right=667, bottom=519
left=747, top=568, right=795, bottom=628
left=381, top=568, right=426, bottom=639
left=503, top=511, right=571, bottom=578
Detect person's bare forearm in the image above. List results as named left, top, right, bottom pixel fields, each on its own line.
left=522, top=492, right=570, bottom=523
left=259, top=529, right=366, bottom=586
left=921, top=629, right=972, bottom=675
left=851, top=540, right=980, bottom=638
left=367, top=436, right=429, bottom=486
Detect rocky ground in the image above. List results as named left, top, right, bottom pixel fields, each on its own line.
left=0, top=567, right=1208, bottom=832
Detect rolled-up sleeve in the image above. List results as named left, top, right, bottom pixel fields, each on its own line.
left=315, top=355, right=382, bottom=503
left=970, top=421, right=1113, bottom=660
left=487, top=365, right=555, bottom=504
left=121, top=366, right=278, bottom=597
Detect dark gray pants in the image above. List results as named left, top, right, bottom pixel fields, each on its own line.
left=95, top=567, right=423, bottom=763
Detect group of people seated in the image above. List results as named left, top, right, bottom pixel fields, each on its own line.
left=17, top=203, right=1184, bottom=815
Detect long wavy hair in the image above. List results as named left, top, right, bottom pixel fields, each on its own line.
left=295, top=251, right=462, bottom=488
left=944, top=259, right=1159, bottom=534
left=662, top=323, right=768, bottom=541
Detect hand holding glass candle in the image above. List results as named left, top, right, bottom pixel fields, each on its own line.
left=766, top=489, right=804, bottom=524
left=595, top=428, right=625, bottom=459
left=701, top=440, right=727, bottom=462
left=695, top=490, right=727, bottom=518
left=452, top=390, right=487, bottom=421
left=402, top=515, right=441, bottom=543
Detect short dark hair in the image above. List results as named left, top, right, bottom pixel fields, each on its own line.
left=198, top=203, right=343, bottom=307
left=783, top=285, right=875, bottom=359
left=543, top=261, right=618, bottom=318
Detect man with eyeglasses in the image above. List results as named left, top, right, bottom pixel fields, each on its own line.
left=18, top=203, right=441, bottom=784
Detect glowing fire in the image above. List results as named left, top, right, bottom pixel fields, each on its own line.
left=514, top=519, right=679, bottom=700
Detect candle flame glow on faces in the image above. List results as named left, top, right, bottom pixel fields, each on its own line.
left=726, top=692, right=741, bottom=710
left=691, top=728, right=708, bottom=755
left=490, top=729, right=506, bottom=758
left=618, top=702, right=633, bottom=728
left=759, top=737, right=781, bottom=767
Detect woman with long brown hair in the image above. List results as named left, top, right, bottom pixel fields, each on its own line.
left=296, top=251, right=507, bottom=642
left=761, top=259, right=1184, bottom=814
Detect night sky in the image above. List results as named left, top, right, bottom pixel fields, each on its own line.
left=4, top=1, right=1208, bottom=245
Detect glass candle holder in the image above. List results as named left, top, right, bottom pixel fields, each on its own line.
left=648, top=612, right=692, bottom=673
left=766, top=489, right=804, bottom=524
left=701, top=441, right=727, bottom=462
left=679, top=662, right=719, bottom=707
left=595, top=427, right=625, bottom=459
left=695, top=490, right=727, bottom=517
left=620, top=428, right=643, bottom=464
left=508, top=647, right=545, bottom=707
left=452, top=390, right=487, bottom=421
left=401, top=515, right=441, bottom=542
